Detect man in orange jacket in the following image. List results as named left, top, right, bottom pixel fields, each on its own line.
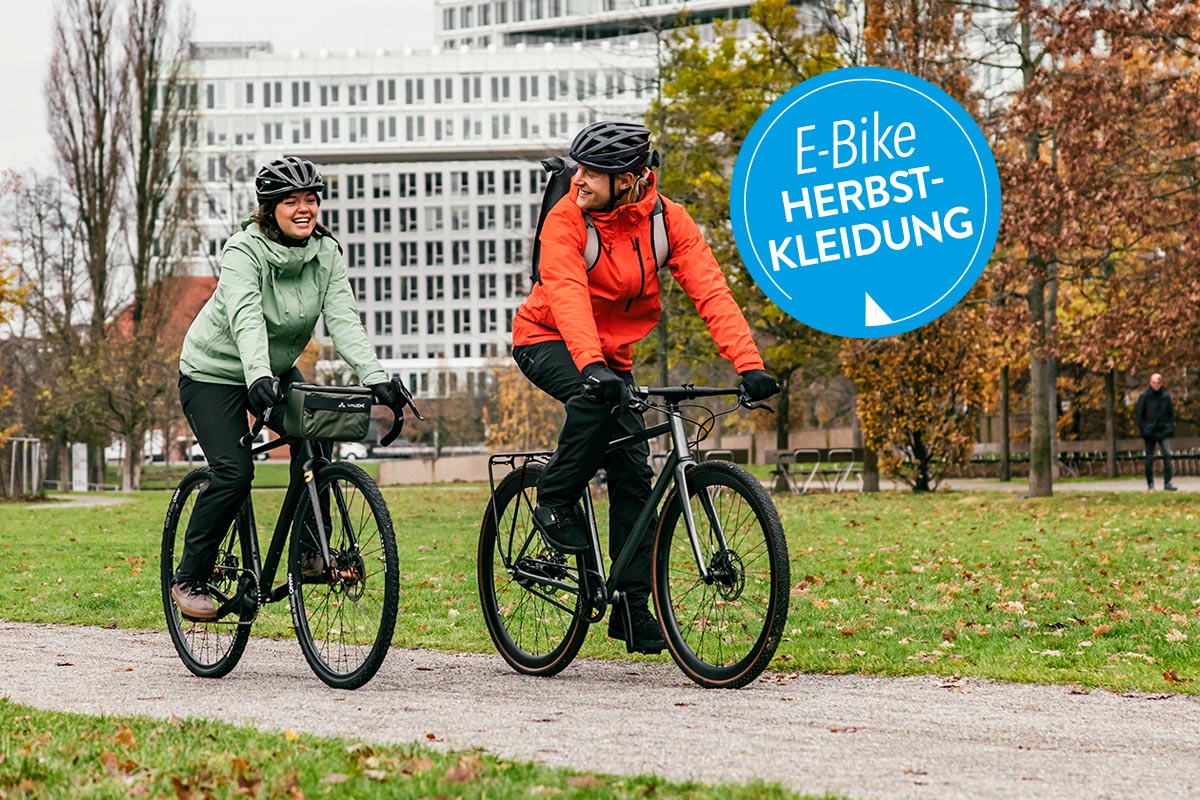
left=512, top=120, right=779, bottom=653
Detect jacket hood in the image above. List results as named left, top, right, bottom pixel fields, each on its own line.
left=242, top=220, right=320, bottom=279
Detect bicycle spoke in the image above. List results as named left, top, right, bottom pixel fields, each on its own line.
left=161, top=470, right=253, bottom=679
left=290, top=463, right=398, bottom=689
left=656, top=462, right=789, bottom=689
left=478, top=464, right=588, bottom=676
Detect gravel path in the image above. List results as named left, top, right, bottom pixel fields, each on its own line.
left=1, top=621, right=1197, bottom=799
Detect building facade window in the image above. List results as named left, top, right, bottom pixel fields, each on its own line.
left=398, top=172, right=417, bottom=197
left=372, top=173, right=391, bottom=198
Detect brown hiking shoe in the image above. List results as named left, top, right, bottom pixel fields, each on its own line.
left=171, top=580, right=217, bottom=621
left=300, top=549, right=327, bottom=578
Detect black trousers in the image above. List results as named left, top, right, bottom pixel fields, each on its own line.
left=513, top=341, right=654, bottom=599
left=175, top=368, right=306, bottom=583
left=1143, top=436, right=1173, bottom=486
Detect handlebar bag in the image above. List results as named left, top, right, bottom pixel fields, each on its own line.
left=283, top=383, right=372, bottom=442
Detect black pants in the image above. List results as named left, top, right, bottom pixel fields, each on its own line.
left=513, top=341, right=655, bottom=599
left=1143, top=436, right=1173, bottom=487
left=175, top=368, right=306, bottom=583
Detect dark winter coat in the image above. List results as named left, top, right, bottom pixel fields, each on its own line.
left=1135, top=387, right=1175, bottom=440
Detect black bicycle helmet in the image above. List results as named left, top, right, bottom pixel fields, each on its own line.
left=568, top=120, right=654, bottom=174
left=255, top=156, right=325, bottom=203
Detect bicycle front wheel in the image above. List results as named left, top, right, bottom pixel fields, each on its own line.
left=160, top=468, right=254, bottom=679
left=654, top=460, right=789, bottom=689
left=289, top=462, right=398, bottom=689
left=477, top=463, right=589, bottom=676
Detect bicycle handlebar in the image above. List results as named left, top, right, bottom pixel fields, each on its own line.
left=237, top=381, right=427, bottom=450
left=632, top=384, right=775, bottom=413
left=379, top=381, right=424, bottom=447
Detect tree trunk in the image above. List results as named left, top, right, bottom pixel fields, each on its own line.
left=912, top=430, right=930, bottom=492
left=1047, top=274, right=1059, bottom=480
left=776, top=371, right=792, bottom=451
left=861, top=447, right=880, bottom=492
left=122, top=435, right=136, bottom=491
left=1028, top=276, right=1053, bottom=497
left=655, top=307, right=669, bottom=387
left=1104, top=368, right=1117, bottom=478
left=853, top=406, right=879, bottom=492
left=999, top=364, right=1011, bottom=481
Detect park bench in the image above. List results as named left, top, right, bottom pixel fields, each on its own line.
left=766, top=448, right=863, bottom=494
left=697, top=447, right=750, bottom=464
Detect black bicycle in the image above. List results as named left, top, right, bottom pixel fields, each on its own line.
left=160, top=384, right=421, bottom=689
left=478, top=385, right=790, bottom=689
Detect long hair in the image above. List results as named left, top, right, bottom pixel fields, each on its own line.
left=627, top=167, right=652, bottom=204
left=249, top=199, right=341, bottom=253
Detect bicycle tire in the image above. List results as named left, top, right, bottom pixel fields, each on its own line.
left=160, top=468, right=254, bottom=679
left=654, top=460, right=789, bottom=689
left=289, top=462, right=398, bottom=689
left=477, top=464, right=589, bottom=676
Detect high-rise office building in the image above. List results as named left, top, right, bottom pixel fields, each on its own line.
left=188, top=1, right=761, bottom=399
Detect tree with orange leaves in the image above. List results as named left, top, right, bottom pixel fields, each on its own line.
left=990, top=1, right=1200, bottom=496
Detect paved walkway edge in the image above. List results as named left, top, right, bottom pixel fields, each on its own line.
left=1, top=621, right=1198, bottom=799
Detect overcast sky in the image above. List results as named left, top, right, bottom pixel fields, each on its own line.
left=0, top=0, right=436, bottom=173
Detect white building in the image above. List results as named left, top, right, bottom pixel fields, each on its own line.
left=188, top=1, right=764, bottom=400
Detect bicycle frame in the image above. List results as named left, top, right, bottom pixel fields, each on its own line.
left=214, top=436, right=347, bottom=618
left=487, top=387, right=742, bottom=613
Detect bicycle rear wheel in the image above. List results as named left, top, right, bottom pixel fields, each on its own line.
left=654, top=460, right=789, bottom=689
left=289, top=462, right=398, bottom=689
left=160, top=468, right=254, bottom=679
left=478, top=463, right=589, bottom=676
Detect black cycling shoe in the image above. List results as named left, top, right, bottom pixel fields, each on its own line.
left=608, top=597, right=667, bottom=654
left=532, top=504, right=590, bottom=553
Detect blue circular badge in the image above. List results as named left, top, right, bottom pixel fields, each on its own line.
left=731, top=66, right=1001, bottom=338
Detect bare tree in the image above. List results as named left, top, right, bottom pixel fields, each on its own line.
left=42, top=0, right=197, bottom=490
left=101, top=0, right=195, bottom=490
left=47, top=0, right=127, bottom=341
left=3, top=173, right=108, bottom=487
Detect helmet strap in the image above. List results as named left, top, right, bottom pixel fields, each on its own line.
left=604, top=172, right=637, bottom=212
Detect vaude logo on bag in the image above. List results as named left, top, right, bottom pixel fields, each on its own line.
left=338, top=399, right=369, bottom=410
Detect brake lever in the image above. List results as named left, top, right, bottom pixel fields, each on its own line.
left=737, top=386, right=775, bottom=414
left=398, top=381, right=425, bottom=421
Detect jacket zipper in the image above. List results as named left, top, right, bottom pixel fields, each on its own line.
left=625, top=235, right=646, bottom=313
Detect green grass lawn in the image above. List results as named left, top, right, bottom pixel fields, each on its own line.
left=1, top=484, right=1198, bottom=694
left=0, top=698, right=816, bottom=800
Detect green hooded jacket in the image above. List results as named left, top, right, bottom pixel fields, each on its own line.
left=179, top=221, right=387, bottom=388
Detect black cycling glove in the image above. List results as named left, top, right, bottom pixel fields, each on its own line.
left=739, top=369, right=779, bottom=402
left=370, top=376, right=410, bottom=414
left=582, top=362, right=630, bottom=413
left=247, top=376, right=282, bottom=416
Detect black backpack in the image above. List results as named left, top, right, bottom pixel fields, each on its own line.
left=528, top=155, right=670, bottom=286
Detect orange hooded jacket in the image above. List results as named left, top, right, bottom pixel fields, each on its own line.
left=513, top=173, right=764, bottom=375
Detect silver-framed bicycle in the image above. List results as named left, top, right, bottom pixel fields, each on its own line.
left=478, top=384, right=790, bottom=689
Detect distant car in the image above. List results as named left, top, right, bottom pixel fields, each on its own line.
left=337, top=442, right=369, bottom=460
left=188, top=430, right=270, bottom=462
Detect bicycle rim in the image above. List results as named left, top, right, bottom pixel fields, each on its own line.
left=655, top=461, right=789, bottom=688
left=289, top=463, right=398, bottom=689
left=477, top=464, right=589, bottom=676
left=160, top=469, right=253, bottom=678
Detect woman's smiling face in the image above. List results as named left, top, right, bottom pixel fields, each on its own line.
left=274, top=190, right=320, bottom=239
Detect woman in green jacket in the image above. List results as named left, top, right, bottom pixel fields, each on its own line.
left=171, top=156, right=407, bottom=621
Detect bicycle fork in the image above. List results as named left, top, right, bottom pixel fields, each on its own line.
left=301, top=449, right=361, bottom=585
left=576, top=487, right=610, bottom=623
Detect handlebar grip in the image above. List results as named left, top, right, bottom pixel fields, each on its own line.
left=379, top=408, right=405, bottom=447
left=239, top=406, right=271, bottom=449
